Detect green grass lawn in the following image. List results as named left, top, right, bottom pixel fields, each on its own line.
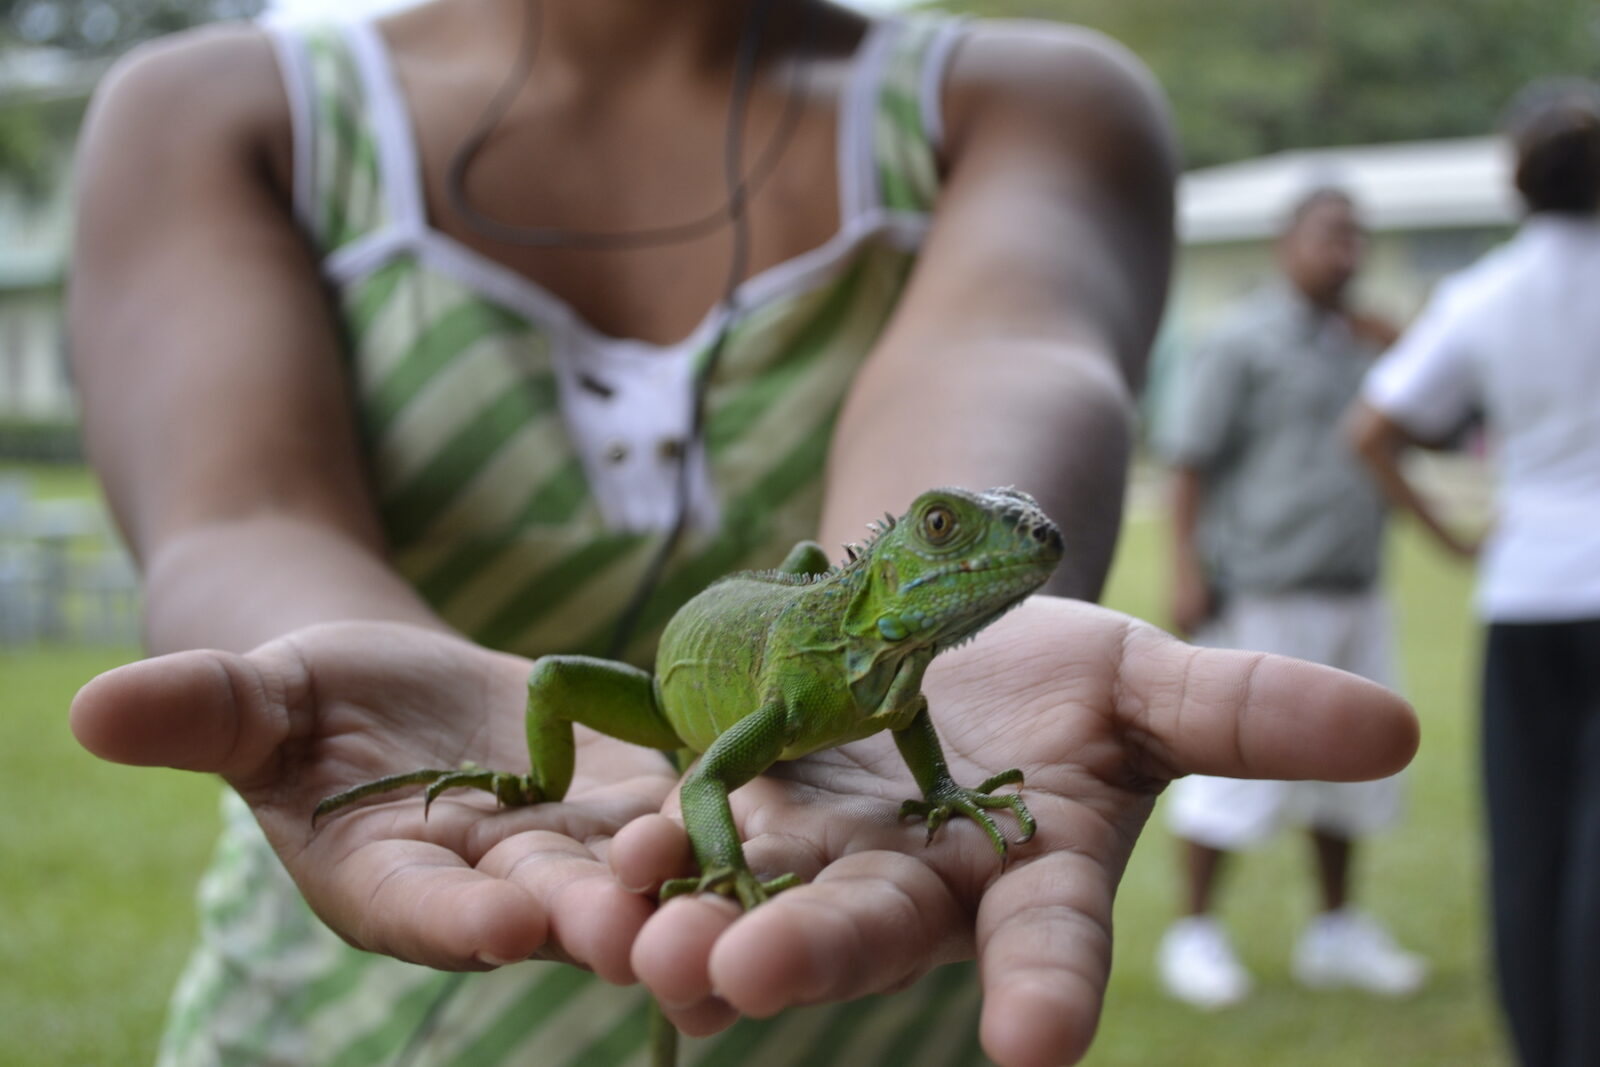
left=0, top=500, right=1503, bottom=1065
left=1, top=461, right=104, bottom=501
left=1, top=645, right=220, bottom=1066
left=1088, top=517, right=1503, bottom=1066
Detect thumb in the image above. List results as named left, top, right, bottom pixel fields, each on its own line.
left=70, top=646, right=301, bottom=780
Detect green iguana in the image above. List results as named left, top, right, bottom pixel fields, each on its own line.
left=314, top=485, right=1064, bottom=1064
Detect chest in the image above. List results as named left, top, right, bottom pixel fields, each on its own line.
left=396, top=56, right=849, bottom=347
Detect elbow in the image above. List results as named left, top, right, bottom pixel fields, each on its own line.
left=1059, top=342, right=1138, bottom=441
left=1342, top=400, right=1391, bottom=472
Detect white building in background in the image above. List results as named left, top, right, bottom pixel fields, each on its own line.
left=0, top=187, right=70, bottom=420
left=0, top=45, right=103, bottom=431
left=1173, top=135, right=1519, bottom=329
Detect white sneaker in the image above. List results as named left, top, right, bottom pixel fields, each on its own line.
left=1291, top=909, right=1428, bottom=996
left=1157, top=917, right=1253, bottom=1009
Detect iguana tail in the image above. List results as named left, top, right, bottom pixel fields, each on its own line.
left=648, top=995, right=679, bottom=1067
left=647, top=752, right=693, bottom=1067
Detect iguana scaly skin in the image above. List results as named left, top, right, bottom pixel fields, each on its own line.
left=314, top=486, right=1064, bottom=1062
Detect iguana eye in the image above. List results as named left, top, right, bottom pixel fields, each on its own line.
left=922, top=505, right=956, bottom=544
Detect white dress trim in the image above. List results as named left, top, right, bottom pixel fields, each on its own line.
left=919, top=18, right=967, bottom=157
left=264, top=24, right=317, bottom=233
left=313, top=16, right=936, bottom=357
left=262, top=15, right=953, bottom=533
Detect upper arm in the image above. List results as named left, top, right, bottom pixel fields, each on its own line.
left=1344, top=398, right=1413, bottom=463
left=821, top=24, right=1176, bottom=592
left=69, top=27, right=384, bottom=565
left=894, top=21, right=1176, bottom=380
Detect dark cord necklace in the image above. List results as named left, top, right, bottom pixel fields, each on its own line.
left=396, top=5, right=817, bottom=1059
left=444, top=0, right=816, bottom=251
left=435, top=0, right=815, bottom=664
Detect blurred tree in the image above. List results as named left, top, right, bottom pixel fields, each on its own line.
left=945, top=0, right=1600, bottom=166
left=1, top=0, right=264, bottom=54
left=0, top=104, right=52, bottom=195
left=0, top=0, right=263, bottom=193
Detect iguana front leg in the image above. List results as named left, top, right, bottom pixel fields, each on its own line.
left=662, top=704, right=799, bottom=910
left=314, top=655, right=680, bottom=820
left=894, top=703, right=1036, bottom=857
left=775, top=539, right=832, bottom=577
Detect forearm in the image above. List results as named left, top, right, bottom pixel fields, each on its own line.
left=1030, top=355, right=1134, bottom=601
left=816, top=24, right=1170, bottom=603
left=1162, top=464, right=1216, bottom=634
left=141, top=514, right=448, bottom=655
left=1346, top=402, right=1470, bottom=556
left=1168, top=466, right=1205, bottom=582
left=1369, top=464, right=1465, bottom=554
left=823, top=338, right=1134, bottom=602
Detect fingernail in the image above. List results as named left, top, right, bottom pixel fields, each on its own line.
left=656, top=993, right=699, bottom=1010
left=476, top=952, right=525, bottom=967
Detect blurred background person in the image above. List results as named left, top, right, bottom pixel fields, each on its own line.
left=1155, top=187, right=1426, bottom=1009
left=1348, top=79, right=1600, bottom=1067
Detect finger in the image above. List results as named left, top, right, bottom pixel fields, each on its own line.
left=480, top=830, right=657, bottom=986
left=703, top=851, right=966, bottom=1017
left=658, top=995, right=740, bottom=1038
left=1117, top=621, right=1420, bottom=782
left=633, top=895, right=742, bottom=1034
left=610, top=814, right=695, bottom=893
left=975, top=849, right=1114, bottom=1067
left=319, top=840, right=550, bottom=971
left=70, top=646, right=301, bottom=780
left=609, top=811, right=846, bottom=894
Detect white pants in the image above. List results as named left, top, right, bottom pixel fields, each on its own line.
left=1165, top=588, right=1406, bottom=850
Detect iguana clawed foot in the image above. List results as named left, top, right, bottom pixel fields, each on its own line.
left=312, top=763, right=544, bottom=824
left=660, top=866, right=802, bottom=911
left=899, top=768, right=1036, bottom=857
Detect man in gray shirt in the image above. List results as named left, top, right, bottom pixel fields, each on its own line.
left=1155, top=188, right=1426, bottom=1009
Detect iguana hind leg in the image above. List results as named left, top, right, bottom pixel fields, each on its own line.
left=664, top=703, right=798, bottom=910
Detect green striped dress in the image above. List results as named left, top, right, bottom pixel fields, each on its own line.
left=160, top=14, right=996, bottom=1066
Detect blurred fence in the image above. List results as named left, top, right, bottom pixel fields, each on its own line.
left=0, top=474, right=140, bottom=646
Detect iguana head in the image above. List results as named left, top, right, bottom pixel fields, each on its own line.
left=844, top=486, right=1063, bottom=655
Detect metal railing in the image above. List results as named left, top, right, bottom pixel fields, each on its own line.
left=0, top=475, right=140, bottom=646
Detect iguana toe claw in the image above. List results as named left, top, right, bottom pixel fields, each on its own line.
left=975, top=768, right=1024, bottom=793
left=900, top=769, right=1035, bottom=855
left=424, top=770, right=488, bottom=817
left=313, top=766, right=542, bottom=826
left=313, top=769, right=459, bottom=825
left=660, top=867, right=800, bottom=911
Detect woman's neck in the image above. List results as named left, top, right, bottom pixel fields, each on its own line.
left=470, top=0, right=814, bottom=82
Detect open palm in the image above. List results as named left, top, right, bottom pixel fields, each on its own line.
left=70, top=621, right=680, bottom=984
left=72, top=601, right=1414, bottom=1067
left=610, top=596, right=1418, bottom=1067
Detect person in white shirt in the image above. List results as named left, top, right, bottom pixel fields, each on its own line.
left=1348, top=79, right=1600, bottom=1067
